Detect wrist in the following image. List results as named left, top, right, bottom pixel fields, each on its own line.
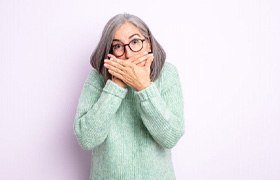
left=136, top=81, right=151, bottom=91
left=112, top=77, right=127, bottom=89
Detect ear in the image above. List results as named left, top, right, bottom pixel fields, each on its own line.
left=147, top=40, right=152, bottom=53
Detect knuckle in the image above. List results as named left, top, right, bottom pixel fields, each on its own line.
left=124, top=67, right=129, bottom=72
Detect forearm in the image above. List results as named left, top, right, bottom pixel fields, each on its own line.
left=74, top=80, right=127, bottom=150
left=136, top=82, right=184, bottom=149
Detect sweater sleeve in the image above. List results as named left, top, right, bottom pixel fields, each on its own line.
left=73, top=73, right=127, bottom=150
left=135, top=64, right=185, bottom=149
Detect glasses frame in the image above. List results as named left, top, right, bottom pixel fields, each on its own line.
left=111, top=38, right=146, bottom=57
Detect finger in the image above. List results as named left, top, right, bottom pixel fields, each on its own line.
left=109, top=70, right=133, bottom=85
left=145, top=54, right=154, bottom=68
left=104, top=60, right=126, bottom=75
left=112, top=58, right=134, bottom=68
left=108, top=69, right=124, bottom=82
left=107, top=54, right=129, bottom=68
left=104, top=59, right=127, bottom=72
left=136, top=60, right=146, bottom=66
left=129, top=51, right=149, bottom=63
left=134, top=53, right=153, bottom=65
left=107, top=54, right=117, bottom=59
left=108, top=53, right=137, bottom=68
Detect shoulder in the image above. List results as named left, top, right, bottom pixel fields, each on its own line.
left=84, top=68, right=105, bottom=90
left=155, top=61, right=181, bottom=92
left=161, top=61, right=179, bottom=77
left=158, top=61, right=180, bottom=83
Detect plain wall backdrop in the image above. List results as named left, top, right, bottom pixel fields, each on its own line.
left=1, top=0, right=279, bottom=179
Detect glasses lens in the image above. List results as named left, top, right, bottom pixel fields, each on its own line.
left=129, top=39, right=143, bottom=52
left=112, top=44, right=124, bottom=57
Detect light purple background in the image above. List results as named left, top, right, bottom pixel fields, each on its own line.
left=1, top=0, right=279, bottom=179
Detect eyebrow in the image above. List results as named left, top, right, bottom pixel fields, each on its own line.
left=112, top=33, right=141, bottom=42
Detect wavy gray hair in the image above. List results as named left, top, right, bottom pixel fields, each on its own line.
left=90, top=13, right=166, bottom=82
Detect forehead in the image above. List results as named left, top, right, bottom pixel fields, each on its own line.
left=114, top=22, right=143, bottom=41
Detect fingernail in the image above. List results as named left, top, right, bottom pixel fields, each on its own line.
left=104, top=59, right=109, bottom=62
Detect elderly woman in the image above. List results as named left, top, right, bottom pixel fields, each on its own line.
left=74, top=13, right=185, bottom=180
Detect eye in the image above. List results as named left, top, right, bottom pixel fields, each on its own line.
left=131, top=39, right=140, bottom=45
left=112, top=44, right=122, bottom=50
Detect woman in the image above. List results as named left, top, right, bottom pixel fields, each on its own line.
left=74, top=13, right=185, bottom=180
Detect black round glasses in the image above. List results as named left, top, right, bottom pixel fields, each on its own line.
left=111, top=38, right=146, bottom=57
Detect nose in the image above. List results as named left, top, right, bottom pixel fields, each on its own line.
left=124, top=45, right=133, bottom=59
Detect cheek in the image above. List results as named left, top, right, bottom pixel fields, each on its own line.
left=118, top=55, right=127, bottom=60
left=143, top=43, right=151, bottom=52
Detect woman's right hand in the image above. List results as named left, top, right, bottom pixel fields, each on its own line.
left=128, top=51, right=151, bottom=67
left=112, top=75, right=127, bottom=89
left=108, top=52, right=152, bottom=88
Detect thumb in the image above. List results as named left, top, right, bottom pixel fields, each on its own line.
left=145, top=54, right=154, bottom=68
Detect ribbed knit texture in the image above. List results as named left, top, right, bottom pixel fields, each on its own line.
left=73, top=62, right=185, bottom=180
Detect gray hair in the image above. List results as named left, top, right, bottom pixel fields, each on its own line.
left=90, top=13, right=166, bottom=83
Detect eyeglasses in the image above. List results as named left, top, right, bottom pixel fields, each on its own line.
left=111, top=38, right=146, bottom=57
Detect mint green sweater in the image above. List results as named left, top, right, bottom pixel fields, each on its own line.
left=74, top=62, right=185, bottom=180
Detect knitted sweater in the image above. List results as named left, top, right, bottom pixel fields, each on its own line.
left=73, top=62, right=185, bottom=180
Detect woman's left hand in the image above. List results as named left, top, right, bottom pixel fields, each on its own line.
left=104, top=53, right=154, bottom=91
